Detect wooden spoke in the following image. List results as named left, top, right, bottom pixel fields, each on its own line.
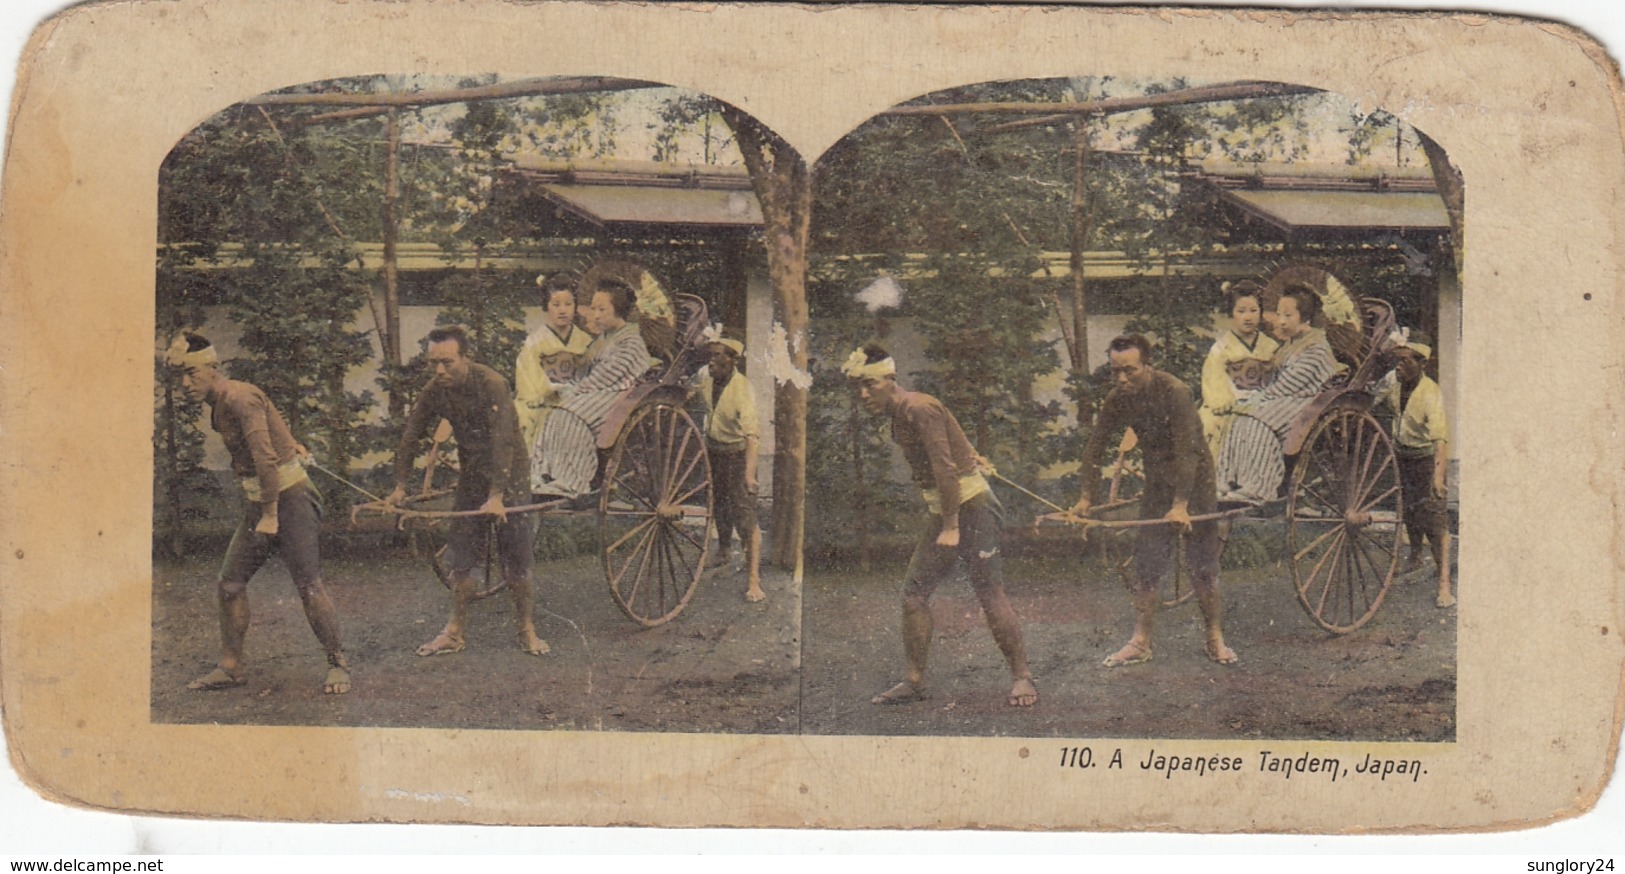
left=600, top=403, right=713, bottom=626
left=1292, top=522, right=1342, bottom=564
left=1288, top=407, right=1402, bottom=634
left=1312, top=530, right=1346, bottom=618
left=605, top=515, right=657, bottom=555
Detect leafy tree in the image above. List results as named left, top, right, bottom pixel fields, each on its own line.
left=158, top=87, right=383, bottom=511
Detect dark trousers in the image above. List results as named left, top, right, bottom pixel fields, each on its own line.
left=709, top=445, right=757, bottom=551
left=902, top=492, right=1006, bottom=602
left=220, top=480, right=323, bottom=591
left=445, top=487, right=537, bottom=578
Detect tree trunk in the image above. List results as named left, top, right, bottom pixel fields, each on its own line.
left=383, top=108, right=404, bottom=417
left=720, top=105, right=811, bottom=580
left=1069, top=121, right=1094, bottom=373
left=1415, top=128, right=1464, bottom=279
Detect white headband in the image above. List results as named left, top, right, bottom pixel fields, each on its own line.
left=1388, top=326, right=1432, bottom=361
left=841, top=348, right=896, bottom=380
left=701, top=323, right=745, bottom=356
left=164, top=334, right=218, bottom=369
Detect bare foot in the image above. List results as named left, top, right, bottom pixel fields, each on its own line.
left=323, top=666, right=351, bottom=694
left=518, top=629, right=551, bottom=656
left=870, top=680, right=929, bottom=705
left=415, top=631, right=465, bottom=657
left=1103, top=640, right=1153, bottom=667
left=1436, top=592, right=1456, bottom=608
left=1206, top=640, right=1239, bottom=665
left=187, top=667, right=246, bottom=691
left=1008, top=677, right=1039, bottom=707
left=745, top=583, right=766, bottom=603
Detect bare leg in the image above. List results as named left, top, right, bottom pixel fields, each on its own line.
left=970, top=583, right=1037, bottom=706
left=900, top=590, right=932, bottom=688
left=1403, top=524, right=1425, bottom=574
left=508, top=574, right=550, bottom=655
left=417, top=572, right=473, bottom=656
left=1105, top=588, right=1158, bottom=667
left=744, top=526, right=765, bottom=603
left=1196, top=585, right=1238, bottom=664
left=1433, top=530, right=1455, bottom=608
left=296, top=579, right=350, bottom=693
left=190, top=582, right=250, bottom=690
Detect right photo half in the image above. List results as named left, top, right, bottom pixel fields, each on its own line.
left=798, top=77, right=1461, bottom=741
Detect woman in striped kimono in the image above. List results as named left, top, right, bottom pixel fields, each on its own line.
left=1216, top=285, right=1338, bottom=505
left=530, top=277, right=652, bottom=499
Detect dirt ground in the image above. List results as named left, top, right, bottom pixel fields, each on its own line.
left=152, top=545, right=804, bottom=734
left=800, top=536, right=1456, bottom=741
left=152, top=527, right=1454, bottom=741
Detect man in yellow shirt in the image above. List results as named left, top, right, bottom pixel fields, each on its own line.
left=1379, top=331, right=1453, bottom=608
left=697, top=329, right=764, bottom=602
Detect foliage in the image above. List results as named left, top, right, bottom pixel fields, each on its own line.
left=433, top=266, right=531, bottom=388
left=650, top=94, right=734, bottom=164
left=151, top=357, right=220, bottom=557
left=158, top=85, right=385, bottom=511
left=801, top=261, right=915, bottom=561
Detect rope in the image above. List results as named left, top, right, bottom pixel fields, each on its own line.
left=985, top=469, right=1070, bottom=514
left=302, top=457, right=383, bottom=502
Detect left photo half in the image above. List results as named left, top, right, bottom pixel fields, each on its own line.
left=150, top=74, right=802, bottom=734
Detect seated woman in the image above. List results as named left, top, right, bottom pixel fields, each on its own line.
left=530, top=276, right=652, bottom=500
left=1216, top=284, right=1339, bottom=505
left=1198, top=280, right=1280, bottom=464
left=514, top=272, right=595, bottom=451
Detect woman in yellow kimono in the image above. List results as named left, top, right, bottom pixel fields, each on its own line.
left=1198, top=281, right=1280, bottom=462
left=514, top=273, right=595, bottom=450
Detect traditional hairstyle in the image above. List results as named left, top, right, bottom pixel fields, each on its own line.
left=1225, top=279, right=1266, bottom=314
left=427, top=324, right=472, bottom=356
left=537, top=272, right=580, bottom=306
left=1107, top=334, right=1154, bottom=363
left=1280, top=283, right=1323, bottom=322
left=591, top=277, right=638, bottom=320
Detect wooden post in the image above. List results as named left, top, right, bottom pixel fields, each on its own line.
left=1069, top=119, right=1094, bottom=374
left=382, top=107, right=404, bottom=417
left=720, top=233, right=749, bottom=337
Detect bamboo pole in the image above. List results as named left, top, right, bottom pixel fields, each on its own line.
left=247, top=76, right=658, bottom=108
left=382, top=108, right=403, bottom=415
left=884, top=81, right=1320, bottom=120
left=1069, top=120, right=1093, bottom=373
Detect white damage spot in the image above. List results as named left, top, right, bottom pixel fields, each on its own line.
left=383, top=788, right=473, bottom=806
left=979, top=549, right=999, bottom=560
left=765, top=322, right=812, bottom=390
left=855, top=275, right=903, bottom=312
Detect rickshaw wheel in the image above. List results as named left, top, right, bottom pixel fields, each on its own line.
left=599, top=402, right=713, bottom=627
left=1287, top=406, right=1404, bottom=634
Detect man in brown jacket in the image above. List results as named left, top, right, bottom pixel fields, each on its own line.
left=844, top=343, right=1037, bottom=708
left=1072, top=335, right=1237, bottom=668
left=168, top=333, right=350, bottom=694
left=385, top=325, right=549, bottom=658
